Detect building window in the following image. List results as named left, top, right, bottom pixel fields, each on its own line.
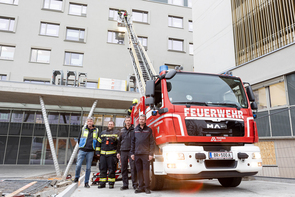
left=66, top=28, right=85, bottom=42
left=188, top=20, right=193, bottom=32
left=168, top=0, right=184, bottom=6
left=138, top=36, right=148, bottom=50
left=189, top=43, right=193, bottom=55
left=168, top=38, right=183, bottom=51
left=86, top=81, right=98, bottom=89
left=0, top=17, right=15, bottom=32
left=165, top=63, right=181, bottom=70
left=30, top=49, right=51, bottom=63
left=0, top=45, right=15, bottom=60
left=231, top=0, right=295, bottom=66
left=109, top=8, right=124, bottom=21
left=64, top=52, right=83, bottom=66
left=168, top=16, right=183, bottom=28
left=254, top=87, right=267, bottom=110
left=69, top=3, right=87, bottom=16
left=187, top=0, right=192, bottom=7
left=43, top=0, right=63, bottom=11
left=132, top=10, right=148, bottom=23
left=107, top=31, right=125, bottom=44
left=40, top=22, right=59, bottom=37
left=24, top=79, right=50, bottom=84
left=269, top=82, right=287, bottom=108
left=0, top=0, right=18, bottom=5
left=0, top=74, right=7, bottom=80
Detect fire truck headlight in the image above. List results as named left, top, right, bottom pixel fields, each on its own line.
left=252, top=152, right=261, bottom=159
left=166, top=152, right=185, bottom=161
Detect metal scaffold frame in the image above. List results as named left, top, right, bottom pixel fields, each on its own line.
left=39, top=96, right=61, bottom=177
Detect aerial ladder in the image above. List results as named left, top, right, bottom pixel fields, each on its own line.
left=119, top=12, right=157, bottom=96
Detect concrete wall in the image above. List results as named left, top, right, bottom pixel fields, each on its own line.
left=231, top=44, right=295, bottom=85
left=192, top=0, right=235, bottom=74
left=0, top=0, right=193, bottom=83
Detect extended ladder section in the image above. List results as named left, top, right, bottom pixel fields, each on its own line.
left=120, top=13, right=157, bottom=96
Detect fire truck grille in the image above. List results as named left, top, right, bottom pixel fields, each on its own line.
left=185, top=119, right=244, bottom=137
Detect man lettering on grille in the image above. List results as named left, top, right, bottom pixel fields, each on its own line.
left=97, top=121, right=119, bottom=189
left=117, top=116, right=138, bottom=190
left=74, top=117, right=100, bottom=188
left=131, top=114, right=154, bottom=194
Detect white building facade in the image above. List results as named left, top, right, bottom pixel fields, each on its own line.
left=0, top=0, right=193, bottom=165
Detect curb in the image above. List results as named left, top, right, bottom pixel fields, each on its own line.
left=56, top=174, right=85, bottom=197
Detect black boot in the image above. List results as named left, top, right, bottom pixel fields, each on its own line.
left=73, top=177, right=79, bottom=182
left=97, top=184, right=106, bottom=189
left=84, top=183, right=90, bottom=188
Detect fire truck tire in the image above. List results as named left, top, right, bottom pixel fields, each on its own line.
left=218, top=177, right=242, bottom=187
left=150, top=162, right=165, bottom=191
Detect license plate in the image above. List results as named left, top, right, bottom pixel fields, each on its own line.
left=209, top=152, right=233, bottom=159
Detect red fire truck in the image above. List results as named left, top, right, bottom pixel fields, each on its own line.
left=131, top=68, right=262, bottom=190
left=119, top=11, right=262, bottom=190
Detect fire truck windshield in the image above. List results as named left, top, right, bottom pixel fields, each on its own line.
left=166, top=73, right=248, bottom=109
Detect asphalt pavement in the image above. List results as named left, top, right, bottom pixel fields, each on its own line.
left=71, top=178, right=295, bottom=197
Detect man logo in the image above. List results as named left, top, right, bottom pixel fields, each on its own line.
left=207, top=123, right=227, bottom=129
left=211, top=137, right=216, bottom=142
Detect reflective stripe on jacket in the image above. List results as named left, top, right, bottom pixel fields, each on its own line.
left=79, top=127, right=99, bottom=151
left=97, top=129, right=120, bottom=154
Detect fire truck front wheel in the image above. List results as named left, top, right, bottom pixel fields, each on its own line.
left=218, top=177, right=242, bottom=187
left=150, top=161, right=165, bottom=190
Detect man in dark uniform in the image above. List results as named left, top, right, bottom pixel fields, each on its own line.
left=74, top=117, right=100, bottom=188
left=131, top=114, right=154, bottom=194
left=117, top=116, right=138, bottom=190
left=128, top=98, right=138, bottom=115
left=97, top=121, right=119, bottom=189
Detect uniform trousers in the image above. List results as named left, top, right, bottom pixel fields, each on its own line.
left=99, top=154, right=117, bottom=185
left=121, top=151, right=138, bottom=188
left=135, top=154, right=150, bottom=190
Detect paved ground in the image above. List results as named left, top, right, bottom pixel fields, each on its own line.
left=0, top=165, right=68, bottom=179
left=72, top=178, right=295, bottom=197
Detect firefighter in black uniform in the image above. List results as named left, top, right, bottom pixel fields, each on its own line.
left=117, top=116, right=138, bottom=190
left=131, top=114, right=154, bottom=194
left=128, top=98, right=138, bottom=115
left=97, top=121, right=120, bottom=189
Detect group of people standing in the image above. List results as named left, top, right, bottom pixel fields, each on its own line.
left=74, top=114, right=155, bottom=194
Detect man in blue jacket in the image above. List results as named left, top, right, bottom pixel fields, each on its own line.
left=74, top=117, right=100, bottom=188
left=131, top=114, right=154, bottom=194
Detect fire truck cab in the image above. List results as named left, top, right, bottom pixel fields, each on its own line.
left=132, top=68, right=262, bottom=190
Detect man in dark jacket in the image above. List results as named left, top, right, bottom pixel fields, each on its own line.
left=117, top=116, right=138, bottom=190
left=74, top=117, right=100, bottom=188
left=131, top=114, right=154, bottom=194
left=97, top=121, right=119, bottom=189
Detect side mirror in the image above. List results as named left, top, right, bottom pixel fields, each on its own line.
left=145, top=80, right=155, bottom=97
left=145, top=97, right=155, bottom=106
left=251, top=101, right=258, bottom=110
left=246, top=85, right=255, bottom=102
left=165, top=69, right=177, bottom=79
